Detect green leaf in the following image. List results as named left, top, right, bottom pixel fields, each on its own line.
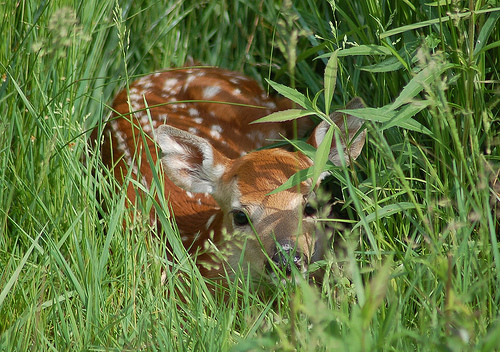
left=353, top=202, right=421, bottom=231
left=389, top=62, right=454, bottom=110
left=361, top=40, right=419, bottom=72
left=286, top=139, right=319, bottom=159
left=312, top=124, right=334, bottom=186
left=338, top=105, right=433, bottom=136
left=337, top=45, right=393, bottom=56
left=380, top=103, right=430, bottom=133
left=473, top=10, right=500, bottom=57
left=0, top=228, right=44, bottom=310
left=317, top=45, right=393, bottom=60
left=267, top=167, right=314, bottom=195
left=265, top=79, right=313, bottom=110
left=478, top=40, right=500, bottom=55
left=380, top=11, right=471, bottom=38
left=251, top=109, right=316, bottom=124
left=361, top=56, right=405, bottom=72
left=324, top=49, right=339, bottom=115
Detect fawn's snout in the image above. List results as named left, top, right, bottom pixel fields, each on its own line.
left=267, top=240, right=307, bottom=279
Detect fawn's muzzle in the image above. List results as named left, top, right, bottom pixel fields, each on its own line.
left=267, top=240, right=307, bottom=277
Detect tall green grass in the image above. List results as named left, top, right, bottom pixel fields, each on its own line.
left=1, top=0, right=499, bottom=350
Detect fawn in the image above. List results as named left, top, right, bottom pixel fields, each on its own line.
left=96, top=67, right=365, bottom=283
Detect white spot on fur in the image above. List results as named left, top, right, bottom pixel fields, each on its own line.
left=193, top=117, right=203, bottom=124
left=136, top=76, right=154, bottom=89
left=210, top=130, right=221, bottom=140
left=129, top=92, right=142, bottom=103
left=210, top=125, right=223, bottom=140
left=203, top=86, right=221, bottom=99
left=163, top=78, right=178, bottom=89
left=249, top=131, right=266, bottom=143
left=229, top=77, right=242, bottom=85
left=163, top=78, right=180, bottom=94
left=264, top=100, right=277, bottom=109
left=188, top=127, right=199, bottom=135
left=189, top=108, right=199, bottom=117
left=139, top=114, right=149, bottom=125
left=130, top=99, right=143, bottom=113
left=205, top=214, right=216, bottom=230
left=184, top=74, right=197, bottom=89
left=110, top=121, right=130, bottom=158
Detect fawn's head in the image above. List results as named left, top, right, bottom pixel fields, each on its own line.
left=156, top=98, right=366, bottom=283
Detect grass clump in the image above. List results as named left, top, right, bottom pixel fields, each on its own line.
left=1, top=0, right=499, bottom=351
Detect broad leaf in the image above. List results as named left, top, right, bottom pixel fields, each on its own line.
left=380, top=12, right=471, bottom=38
left=267, top=167, right=314, bottom=195
left=338, top=105, right=432, bottom=136
left=473, top=10, right=500, bottom=57
left=313, top=124, right=334, bottom=186
left=337, top=45, right=393, bottom=56
left=324, top=49, right=339, bottom=115
left=353, top=202, right=421, bottom=231
left=265, top=79, right=313, bottom=110
left=251, top=109, right=316, bottom=124
left=390, top=62, right=454, bottom=110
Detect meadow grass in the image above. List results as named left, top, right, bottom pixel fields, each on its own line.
left=1, top=0, right=499, bottom=350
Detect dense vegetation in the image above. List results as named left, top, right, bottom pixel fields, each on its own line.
left=1, top=0, right=499, bottom=350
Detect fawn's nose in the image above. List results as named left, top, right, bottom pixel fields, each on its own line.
left=267, top=240, right=306, bottom=277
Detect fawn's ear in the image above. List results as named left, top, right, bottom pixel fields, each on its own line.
left=308, top=97, right=366, bottom=166
left=155, top=125, right=228, bottom=194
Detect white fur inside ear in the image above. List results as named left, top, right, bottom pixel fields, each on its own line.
left=312, top=121, right=345, bottom=166
left=313, top=121, right=330, bottom=146
left=328, top=146, right=344, bottom=166
left=318, top=171, right=330, bottom=183
left=308, top=99, right=367, bottom=167
left=156, top=125, right=225, bottom=194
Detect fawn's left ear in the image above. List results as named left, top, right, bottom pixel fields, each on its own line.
left=155, top=125, right=229, bottom=194
left=308, top=97, right=366, bottom=166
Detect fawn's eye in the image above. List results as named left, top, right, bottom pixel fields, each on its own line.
left=232, top=210, right=249, bottom=226
left=304, top=202, right=317, bottom=217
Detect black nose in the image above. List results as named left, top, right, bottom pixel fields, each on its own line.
left=267, top=241, right=305, bottom=276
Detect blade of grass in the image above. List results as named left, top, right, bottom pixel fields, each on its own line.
left=0, top=226, right=44, bottom=310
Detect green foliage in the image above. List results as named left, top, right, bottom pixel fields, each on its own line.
left=1, top=0, right=499, bottom=351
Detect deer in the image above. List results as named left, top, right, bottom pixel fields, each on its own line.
left=95, top=66, right=366, bottom=285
